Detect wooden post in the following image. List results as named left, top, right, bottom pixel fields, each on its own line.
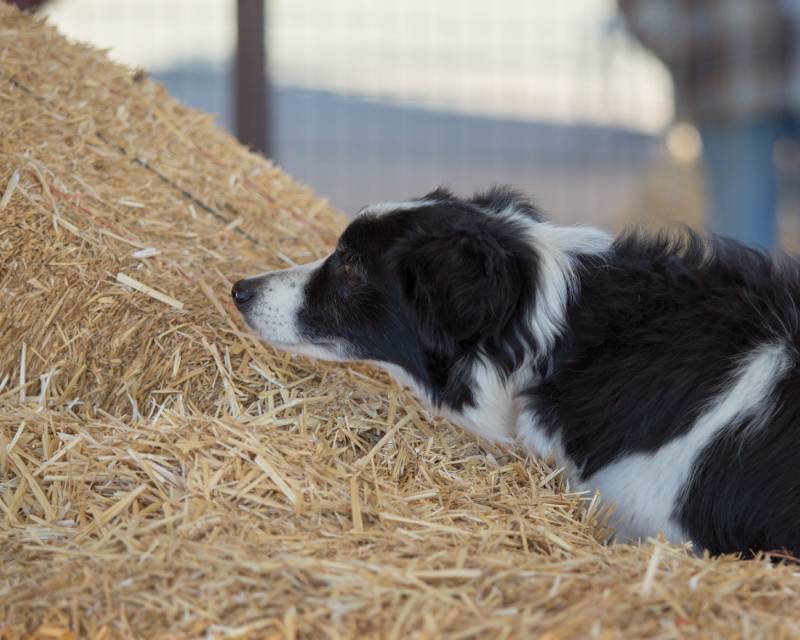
left=235, top=0, right=269, bottom=155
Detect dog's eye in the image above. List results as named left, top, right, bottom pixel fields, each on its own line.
left=335, top=249, right=358, bottom=278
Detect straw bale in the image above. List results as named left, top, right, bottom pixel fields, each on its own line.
left=2, top=6, right=800, bottom=639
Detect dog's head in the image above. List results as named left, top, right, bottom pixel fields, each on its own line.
left=232, top=188, right=560, bottom=405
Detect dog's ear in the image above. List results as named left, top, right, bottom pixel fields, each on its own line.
left=392, top=227, right=523, bottom=345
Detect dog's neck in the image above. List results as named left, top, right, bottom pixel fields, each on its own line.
left=381, top=355, right=536, bottom=447
left=383, top=219, right=611, bottom=449
left=448, top=357, right=536, bottom=446
left=442, top=221, right=611, bottom=447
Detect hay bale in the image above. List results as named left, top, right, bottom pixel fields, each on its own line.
left=1, top=6, right=799, bottom=638
left=0, top=7, right=342, bottom=417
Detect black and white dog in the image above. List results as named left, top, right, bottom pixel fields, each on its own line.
left=232, top=187, right=800, bottom=558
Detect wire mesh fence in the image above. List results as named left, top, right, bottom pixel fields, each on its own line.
left=40, top=0, right=799, bottom=242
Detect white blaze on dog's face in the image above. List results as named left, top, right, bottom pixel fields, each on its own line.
left=230, top=257, right=346, bottom=361
left=232, top=188, right=547, bottom=414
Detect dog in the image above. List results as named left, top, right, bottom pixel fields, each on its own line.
left=232, top=187, right=800, bottom=558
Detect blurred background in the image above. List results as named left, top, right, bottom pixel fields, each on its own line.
left=12, top=0, right=800, bottom=247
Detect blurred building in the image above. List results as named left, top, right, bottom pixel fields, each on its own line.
left=40, top=0, right=799, bottom=240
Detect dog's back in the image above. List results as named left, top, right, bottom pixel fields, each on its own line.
left=527, top=230, right=800, bottom=555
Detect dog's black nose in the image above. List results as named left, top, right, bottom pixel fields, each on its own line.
left=232, top=279, right=256, bottom=307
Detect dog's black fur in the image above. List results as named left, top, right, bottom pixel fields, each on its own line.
left=533, top=231, right=800, bottom=556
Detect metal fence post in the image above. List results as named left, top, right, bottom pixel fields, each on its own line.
left=235, top=0, right=270, bottom=156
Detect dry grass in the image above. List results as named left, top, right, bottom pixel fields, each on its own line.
left=1, top=7, right=800, bottom=639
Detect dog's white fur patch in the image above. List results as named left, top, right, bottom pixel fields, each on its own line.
left=518, top=408, right=566, bottom=464
left=498, top=207, right=611, bottom=359
left=379, top=359, right=521, bottom=446
left=526, top=223, right=610, bottom=358
left=450, top=359, right=522, bottom=445
left=378, top=362, right=431, bottom=404
left=357, top=199, right=437, bottom=218
left=581, top=341, right=791, bottom=544
left=243, top=256, right=327, bottom=347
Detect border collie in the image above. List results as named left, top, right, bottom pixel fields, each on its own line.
left=232, top=187, right=800, bottom=558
